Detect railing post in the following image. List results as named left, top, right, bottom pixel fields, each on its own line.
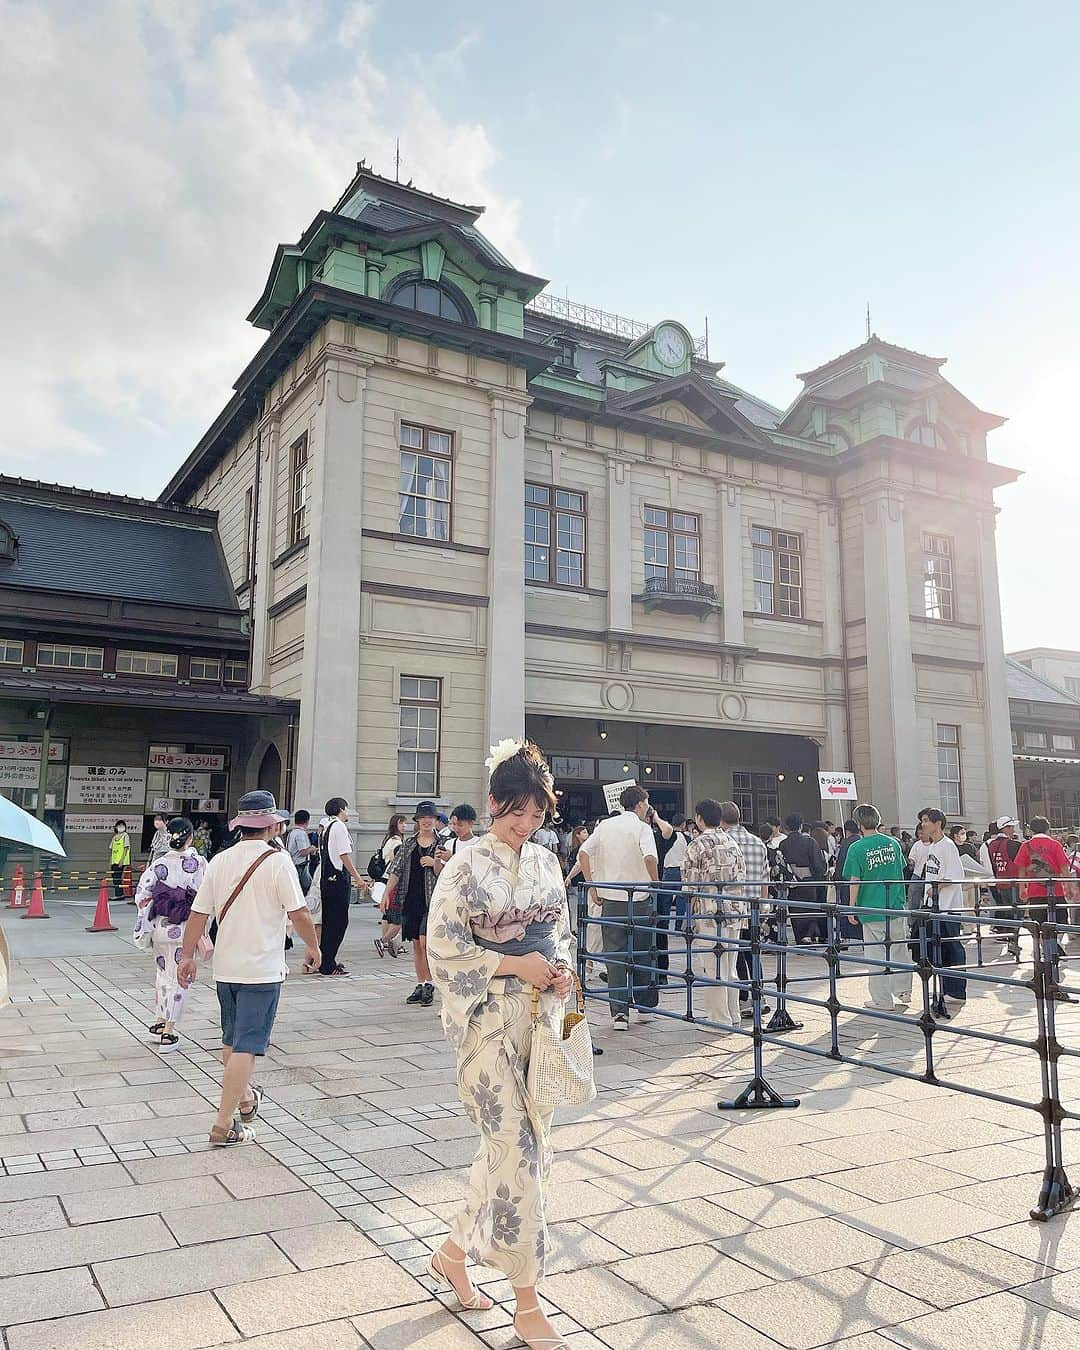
left=1030, top=908, right=1075, bottom=1219
left=766, top=889, right=802, bottom=1034
left=576, top=880, right=588, bottom=989
left=718, top=896, right=799, bottom=1111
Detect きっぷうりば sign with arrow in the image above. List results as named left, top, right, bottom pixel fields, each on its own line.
left=818, top=771, right=858, bottom=800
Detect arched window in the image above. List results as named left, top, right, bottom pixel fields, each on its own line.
left=0, top=520, right=16, bottom=563
left=906, top=420, right=951, bottom=450
left=385, top=274, right=473, bottom=325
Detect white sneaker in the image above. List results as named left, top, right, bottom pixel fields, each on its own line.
left=863, top=1000, right=895, bottom=1012
left=636, top=1010, right=653, bottom=1023
left=612, top=1013, right=630, bottom=1030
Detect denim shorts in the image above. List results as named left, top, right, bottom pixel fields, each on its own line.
left=216, top=981, right=282, bottom=1056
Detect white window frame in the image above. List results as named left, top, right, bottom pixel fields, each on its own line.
left=289, top=434, right=309, bottom=546
left=644, top=506, right=701, bottom=586
left=397, top=676, right=441, bottom=796
left=922, top=533, right=955, bottom=622
left=224, top=659, right=249, bottom=685
left=189, top=657, right=222, bottom=682
left=525, top=483, right=587, bottom=588
left=35, top=643, right=104, bottom=671
left=752, top=526, right=803, bottom=618
left=398, top=423, right=452, bottom=542
left=116, top=650, right=178, bottom=678
left=0, top=637, right=24, bottom=664
left=1051, top=733, right=1076, bottom=752
left=1024, top=730, right=1048, bottom=749
left=936, top=723, right=963, bottom=817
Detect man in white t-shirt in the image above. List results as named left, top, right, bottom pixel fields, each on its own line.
left=434, top=803, right=480, bottom=876
left=179, top=790, right=320, bottom=1147
left=918, top=807, right=967, bottom=1009
left=578, top=784, right=659, bottom=1028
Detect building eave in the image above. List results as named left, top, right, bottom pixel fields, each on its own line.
left=835, top=435, right=1021, bottom=488
left=0, top=673, right=295, bottom=718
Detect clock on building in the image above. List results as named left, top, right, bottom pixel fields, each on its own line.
left=654, top=323, right=688, bottom=368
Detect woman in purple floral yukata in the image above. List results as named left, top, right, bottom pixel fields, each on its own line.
left=427, top=741, right=575, bottom=1350
left=133, top=817, right=206, bottom=1052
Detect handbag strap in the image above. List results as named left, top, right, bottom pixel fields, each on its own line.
left=217, top=847, right=277, bottom=928
left=530, top=970, right=586, bottom=1022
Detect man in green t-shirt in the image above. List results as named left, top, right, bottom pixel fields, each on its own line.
left=843, top=803, right=911, bottom=1011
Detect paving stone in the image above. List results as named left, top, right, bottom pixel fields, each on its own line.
left=596, top=1305, right=781, bottom=1349
left=5, top=1290, right=238, bottom=1350
left=541, top=1266, right=665, bottom=1328
left=613, top=1242, right=769, bottom=1308
left=218, top=1323, right=363, bottom=1350
left=1013, top=1266, right=1080, bottom=1319
left=0, top=1093, right=80, bottom=1117
left=213, top=1161, right=308, bottom=1198
left=351, top=1301, right=488, bottom=1347
left=974, top=1219, right=1080, bottom=1271
left=857, top=1236, right=1052, bottom=1310
left=711, top=1177, right=867, bottom=1229
left=825, top=1159, right=972, bottom=1205
left=214, top=1256, right=428, bottom=1334
left=838, top=1194, right=1006, bottom=1249
left=584, top=1196, right=754, bottom=1256
left=93, top=1234, right=293, bottom=1305
left=883, top=1289, right=1080, bottom=1350
left=719, top=1215, right=898, bottom=1280
left=121, top=1145, right=272, bottom=1183
left=270, top=1219, right=380, bottom=1268
left=717, top=1266, right=933, bottom=1348
left=161, top=1189, right=337, bottom=1245
left=0, top=1127, right=106, bottom=1159
left=24, top=1103, right=153, bottom=1131
left=0, top=1195, right=68, bottom=1237
left=0, top=1213, right=174, bottom=1277
left=0, top=1265, right=103, bottom=1326
left=546, top=1220, right=629, bottom=1275
left=62, top=1174, right=231, bottom=1224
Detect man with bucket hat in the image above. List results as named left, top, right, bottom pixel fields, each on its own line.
left=178, top=790, right=320, bottom=1146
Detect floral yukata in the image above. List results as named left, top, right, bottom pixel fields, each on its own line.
left=133, top=847, right=206, bottom=1027
left=427, top=835, right=572, bottom=1287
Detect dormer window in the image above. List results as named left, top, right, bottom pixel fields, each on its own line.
left=385, top=273, right=473, bottom=324
left=0, top=520, right=16, bottom=562
left=906, top=420, right=951, bottom=450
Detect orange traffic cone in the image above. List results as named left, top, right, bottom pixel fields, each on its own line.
left=21, top=872, right=48, bottom=919
left=86, top=876, right=118, bottom=932
left=7, top=862, right=25, bottom=908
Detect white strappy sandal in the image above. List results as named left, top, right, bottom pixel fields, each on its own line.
left=513, top=1304, right=570, bottom=1349
left=427, top=1249, right=494, bottom=1311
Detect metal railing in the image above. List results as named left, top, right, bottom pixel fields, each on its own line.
left=642, top=576, right=719, bottom=602
left=576, top=877, right=1078, bottom=1221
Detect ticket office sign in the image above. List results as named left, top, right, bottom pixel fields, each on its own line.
left=67, top=765, right=148, bottom=807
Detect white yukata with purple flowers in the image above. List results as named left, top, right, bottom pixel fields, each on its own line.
left=133, top=846, right=206, bottom=1027
left=427, top=835, right=573, bottom=1287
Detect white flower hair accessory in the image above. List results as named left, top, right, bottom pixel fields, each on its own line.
left=485, top=738, right=523, bottom=777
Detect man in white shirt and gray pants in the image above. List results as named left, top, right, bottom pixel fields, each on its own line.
left=578, top=785, right=660, bottom=1029
left=179, top=790, right=320, bottom=1147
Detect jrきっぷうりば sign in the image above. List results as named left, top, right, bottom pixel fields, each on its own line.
left=817, top=771, right=858, bottom=800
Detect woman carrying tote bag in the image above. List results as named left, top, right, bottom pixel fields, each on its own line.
left=426, top=740, right=585, bottom=1350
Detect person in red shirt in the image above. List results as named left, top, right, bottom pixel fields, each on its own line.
left=1015, top=818, right=1077, bottom=904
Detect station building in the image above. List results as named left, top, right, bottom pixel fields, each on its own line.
left=148, top=162, right=1021, bottom=842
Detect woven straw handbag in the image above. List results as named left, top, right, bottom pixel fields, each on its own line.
left=526, top=972, right=597, bottom=1109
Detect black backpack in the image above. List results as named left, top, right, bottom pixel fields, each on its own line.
left=368, top=849, right=387, bottom=882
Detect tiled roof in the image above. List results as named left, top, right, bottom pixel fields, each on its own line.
left=0, top=490, right=237, bottom=610
left=0, top=672, right=295, bottom=716
left=1006, top=658, right=1080, bottom=707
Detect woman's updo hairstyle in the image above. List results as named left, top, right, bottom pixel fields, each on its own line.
left=167, top=817, right=195, bottom=850
left=489, top=742, right=557, bottom=819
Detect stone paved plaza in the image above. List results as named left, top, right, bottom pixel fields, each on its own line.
left=1, top=897, right=1078, bottom=1349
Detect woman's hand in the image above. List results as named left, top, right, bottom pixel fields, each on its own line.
left=515, top=952, right=557, bottom=989
left=419, top=854, right=436, bottom=869
left=551, top=965, right=574, bottom=1000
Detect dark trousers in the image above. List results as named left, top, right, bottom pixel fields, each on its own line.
left=319, top=874, right=351, bottom=974
left=601, top=897, right=655, bottom=1015
left=929, top=917, right=967, bottom=1000
left=656, top=867, right=683, bottom=972
left=111, top=863, right=126, bottom=902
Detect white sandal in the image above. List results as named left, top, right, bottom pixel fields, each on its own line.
left=428, top=1249, right=493, bottom=1311
left=513, top=1304, right=569, bottom=1349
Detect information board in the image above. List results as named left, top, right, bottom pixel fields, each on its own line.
left=602, top=778, right=637, bottom=814
left=817, top=771, right=858, bottom=801
left=67, top=765, right=147, bottom=807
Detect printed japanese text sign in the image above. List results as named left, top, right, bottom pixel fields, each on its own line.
left=818, top=771, right=857, bottom=800
left=67, top=765, right=147, bottom=807
left=147, top=750, right=225, bottom=771
left=603, top=779, right=637, bottom=814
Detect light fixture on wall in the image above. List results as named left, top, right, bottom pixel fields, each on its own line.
left=797, top=775, right=805, bottom=783
left=777, top=773, right=786, bottom=782
left=644, top=765, right=653, bottom=775
left=622, top=763, right=631, bottom=774
left=597, top=721, right=608, bottom=740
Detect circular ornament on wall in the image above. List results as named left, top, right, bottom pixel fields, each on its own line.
left=719, top=692, right=747, bottom=721
left=602, top=681, right=634, bottom=713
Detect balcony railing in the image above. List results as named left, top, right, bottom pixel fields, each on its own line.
left=640, top=575, right=721, bottom=618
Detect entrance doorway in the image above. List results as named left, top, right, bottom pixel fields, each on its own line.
left=258, top=744, right=282, bottom=801
left=549, top=755, right=686, bottom=825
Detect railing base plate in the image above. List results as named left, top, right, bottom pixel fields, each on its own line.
left=718, top=1076, right=800, bottom=1110
left=1031, top=1165, right=1076, bottom=1221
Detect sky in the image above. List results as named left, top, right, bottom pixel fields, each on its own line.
left=1, top=0, right=1077, bottom=652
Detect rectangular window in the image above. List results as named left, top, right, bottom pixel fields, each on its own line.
left=1023, top=730, right=1048, bottom=749
left=289, top=434, right=309, bottom=545
left=936, top=724, right=963, bottom=816
left=524, top=484, right=586, bottom=587
left=36, top=643, right=103, bottom=671
left=243, top=486, right=254, bottom=584
left=0, top=638, right=23, bottom=664
left=399, top=423, right=452, bottom=542
left=224, top=659, right=249, bottom=685
left=115, top=650, right=178, bottom=678
left=397, top=676, right=440, bottom=796
left=189, top=657, right=222, bottom=682
left=752, top=526, right=803, bottom=618
left=644, top=506, right=700, bottom=586
left=922, top=533, right=955, bottom=621
left=1052, top=733, right=1076, bottom=752
left=1066, top=677, right=1080, bottom=698
left=732, top=770, right=780, bottom=824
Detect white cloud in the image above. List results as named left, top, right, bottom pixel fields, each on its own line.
left=0, top=0, right=526, bottom=490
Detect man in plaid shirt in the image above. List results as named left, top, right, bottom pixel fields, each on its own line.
left=719, top=801, right=771, bottom=1019
left=682, top=798, right=746, bottom=1027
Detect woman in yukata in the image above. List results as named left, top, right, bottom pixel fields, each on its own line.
left=427, top=741, right=575, bottom=1350
left=133, top=817, right=206, bottom=1051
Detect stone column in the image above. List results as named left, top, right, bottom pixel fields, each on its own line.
left=485, top=391, right=530, bottom=745
left=977, top=507, right=1019, bottom=817
left=607, top=456, right=633, bottom=634
left=248, top=415, right=279, bottom=696
left=861, top=491, right=920, bottom=824
left=719, top=482, right=744, bottom=647
left=293, top=355, right=370, bottom=814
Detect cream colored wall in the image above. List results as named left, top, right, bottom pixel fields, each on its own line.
left=189, top=430, right=256, bottom=596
